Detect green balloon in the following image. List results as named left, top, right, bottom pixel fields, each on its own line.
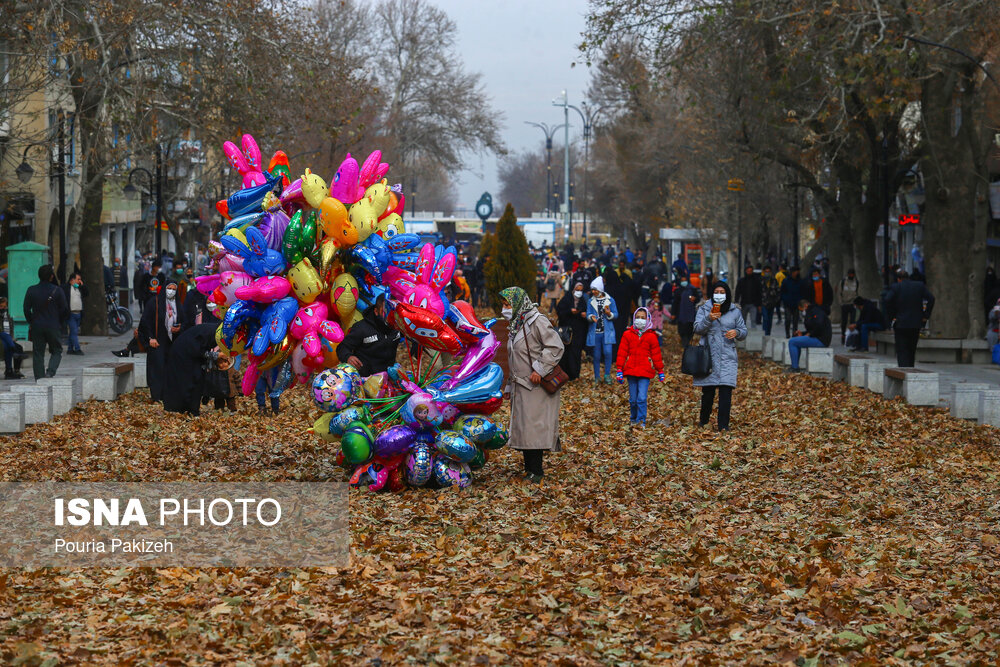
left=468, top=446, right=487, bottom=471
left=341, top=420, right=374, bottom=465
left=481, top=427, right=508, bottom=450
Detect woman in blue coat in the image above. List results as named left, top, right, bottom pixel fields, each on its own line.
left=586, top=276, right=618, bottom=385
left=693, top=281, right=747, bottom=431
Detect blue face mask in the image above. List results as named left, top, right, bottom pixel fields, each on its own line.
left=812, top=276, right=820, bottom=282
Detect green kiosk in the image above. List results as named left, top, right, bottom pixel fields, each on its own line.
left=6, top=241, right=50, bottom=339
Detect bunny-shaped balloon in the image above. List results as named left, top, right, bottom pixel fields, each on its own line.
left=223, top=134, right=268, bottom=189
left=288, top=302, right=345, bottom=366
left=202, top=270, right=253, bottom=309
left=235, top=275, right=292, bottom=304
left=220, top=226, right=286, bottom=277
left=222, top=299, right=262, bottom=342
left=359, top=150, right=390, bottom=189
left=383, top=243, right=456, bottom=317
left=250, top=296, right=298, bottom=356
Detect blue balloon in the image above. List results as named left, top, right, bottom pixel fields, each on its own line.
left=222, top=300, right=262, bottom=341
left=222, top=210, right=265, bottom=233
left=251, top=296, right=298, bottom=356
left=226, top=172, right=283, bottom=218
left=428, top=363, right=503, bottom=405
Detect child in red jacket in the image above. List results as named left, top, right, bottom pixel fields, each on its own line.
left=615, top=307, right=666, bottom=428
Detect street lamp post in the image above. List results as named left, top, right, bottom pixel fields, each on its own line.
left=123, top=157, right=162, bottom=257
left=553, top=91, right=571, bottom=231
left=524, top=121, right=566, bottom=215
left=561, top=101, right=598, bottom=240
left=16, top=131, right=67, bottom=277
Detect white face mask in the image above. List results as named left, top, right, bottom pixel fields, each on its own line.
left=573, top=290, right=583, bottom=299
left=165, top=288, right=177, bottom=300
left=633, top=318, right=647, bottom=329
left=501, top=307, right=513, bottom=320
left=712, top=293, right=726, bottom=304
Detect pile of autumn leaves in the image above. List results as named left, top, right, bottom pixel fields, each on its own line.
left=2, top=336, right=1000, bottom=664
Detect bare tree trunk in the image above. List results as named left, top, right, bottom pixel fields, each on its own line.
left=920, top=60, right=988, bottom=339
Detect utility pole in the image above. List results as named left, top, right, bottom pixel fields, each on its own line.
left=553, top=91, right=571, bottom=230
left=525, top=122, right=565, bottom=216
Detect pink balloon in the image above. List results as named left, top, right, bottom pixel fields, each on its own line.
left=235, top=275, right=292, bottom=304
left=211, top=271, right=253, bottom=308
left=443, top=332, right=499, bottom=390
left=330, top=153, right=363, bottom=204
left=288, top=302, right=345, bottom=365
left=290, top=343, right=311, bottom=384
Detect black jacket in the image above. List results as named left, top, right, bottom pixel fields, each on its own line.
left=802, top=305, right=832, bottom=346
left=337, top=308, right=401, bottom=376
left=138, top=292, right=180, bottom=349
left=181, top=289, right=220, bottom=331
left=805, top=277, right=834, bottom=313
left=671, top=286, right=700, bottom=324
left=734, top=273, right=762, bottom=307
left=856, top=299, right=885, bottom=327
left=61, top=282, right=90, bottom=316
left=23, top=280, right=69, bottom=331
left=556, top=291, right=589, bottom=337
left=886, top=279, right=935, bottom=329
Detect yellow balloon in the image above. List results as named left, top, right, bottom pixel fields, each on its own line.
left=223, top=228, right=248, bottom=248
left=319, top=196, right=351, bottom=241
left=258, top=335, right=293, bottom=371
left=301, top=168, right=329, bottom=209
left=377, top=213, right=405, bottom=239
left=330, top=272, right=359, bottom=320
left=312, top=413, right=338, bottom=442
left=340, top=308, right=363, bottom=330
left=287, top=257, right=324, bottom=304
left=321, top=339, right=340, bottom=368
left=347, top=201, right=378, bottom=244
left=320, top=237, right=340, bottom=280
left=365, top=180, right=392, bottom=215
left=214, top=325, right=230, bottom=355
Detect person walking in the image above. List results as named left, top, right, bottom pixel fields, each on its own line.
left=544, top=266, right=563, bottom=313
left=61, top=271, right=88, bottom=355
left=692, top=282, right=747, bottom=431
left=615, top=307, right=665, bottom=428
left=760, top=266, right=781, bottom=336
left=786, top=299, right=833, bottom=372
left=734, top=265, right=762, bottom=329
left=23, top=265, right=69, bottom=379
left=780, top=266, right=804, bottom=337
left=836, top=269, right=860, bottom=343
left=885, top=270, right=935, bottom=367
left=138, top=278, right=181, bottom=402
left=586, top=276, right=618, bottom=385
left=500, top=287, right=564, bottom=484
left=556, top=281, right=589, bottom=380
left=671, top=278, right=700, bottom=348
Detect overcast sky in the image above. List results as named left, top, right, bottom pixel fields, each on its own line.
left=433, top=0, right=593, bottom=214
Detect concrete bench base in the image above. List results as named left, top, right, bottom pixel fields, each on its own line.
left=865, top=360, right=894, bottom=394
left=82, top=362, right=135, bottom=401
left=744, top=330, right=764, bottom=353
left=0, top=392, right=25, bottom=433
left=833, top=354, right=871, bottom=386
left=804, top=347, right=834, bottom=374
left=132, top=354, right=148, bottom=388
left=883, top=368, right=939, bottom=406
left=978, top=390, right=1000, bottom=427
left=951, top=383, right=991, bottom=420
left=35, top=377, right=80, bottom=415
left=8, top=385, right=54, bottom=424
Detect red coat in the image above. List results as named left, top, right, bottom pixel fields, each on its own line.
left=616, top=327, right=665, bottom=378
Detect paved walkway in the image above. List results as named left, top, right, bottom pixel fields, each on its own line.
left=755, top=319, right=1000, bottom=408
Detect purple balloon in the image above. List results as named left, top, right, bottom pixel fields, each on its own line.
left=373, top=424, right=417, bottom=458
left=261, top=210, right=291, bottom=252
left=443, top=332, right=499, bottom=390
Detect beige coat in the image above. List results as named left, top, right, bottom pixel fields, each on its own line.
left=505, top=309, right=565, bottom=451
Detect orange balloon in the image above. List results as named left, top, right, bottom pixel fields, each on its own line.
left=319, top=196, right=352, bottom=243
left=379, top=192, right=399, bottom=221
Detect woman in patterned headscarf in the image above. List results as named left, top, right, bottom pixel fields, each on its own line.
left=499, top=286, right=565, bottom=483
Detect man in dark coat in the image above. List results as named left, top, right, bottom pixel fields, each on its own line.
left=734, top=266, right=763, bottom=329
left=780, top=266, right=804, bottom=337
left=163, top=323, right=221, bottom=416
left=787, top=300, right=832, bottom=371
left=603, top=267, right=630, bottom=355
left=885, top=270, right=935, bottom=367
left=671, top=278, right=701, bottom=348
left=23, top=264, right=69, bottom=379
left=337, top=295, right=401, bottom=376
left=848, top=296, right=885, bottom=352
left=556, top=280, right=589, bottom=380
left=805, top=266, right=834, bottom=315
left=137, top=278, right=181, bottom=401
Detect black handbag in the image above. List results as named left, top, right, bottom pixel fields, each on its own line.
left=680, top=337, right=712, bottom=377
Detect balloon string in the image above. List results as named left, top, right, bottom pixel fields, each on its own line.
left=420, top=351, right=441, bottom=386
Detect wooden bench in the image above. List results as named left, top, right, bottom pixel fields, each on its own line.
left=883, top=368, right=939, bottom=406
left=82, top=362, right=135, bottom=401
left=833, top=354, right=870, bottom=386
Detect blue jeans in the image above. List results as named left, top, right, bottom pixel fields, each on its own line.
left=762, top=306, right=775, bottom=336
left=0, top=332, right=14, bottom=371
left=627, top=376, right=650, bottom=424
left=255, top=376, right=280, bottom=411
left=67, top=312, right=82, bottom=351
left=788, top=336, right=824, bottom=369
left=593, top=341, right=613, bottom=380
left=859, top=323, right=884, bottom=349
